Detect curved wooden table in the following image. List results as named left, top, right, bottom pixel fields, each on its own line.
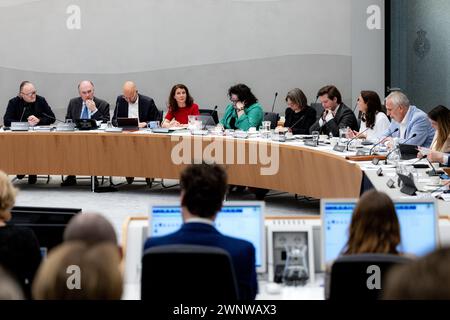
left=0, top=131, right=362, bottom=198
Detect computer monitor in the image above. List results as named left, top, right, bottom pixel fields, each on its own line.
left=321, top=199, right=438, bottom=266
left=149, top=201, right=266, bottom=273
left=9, top=206, right=81, bottom=254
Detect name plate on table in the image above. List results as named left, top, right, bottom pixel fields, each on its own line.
left=304, top=139, right=319, bottom=147
left=105, top=127, right=123, bottom=133
left=333, top=145, right=345, bottom=152
left=55, top=123, right=75, bottom=131
left=11, top=122, right=30, bottom=131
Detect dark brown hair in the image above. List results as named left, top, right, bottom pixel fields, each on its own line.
left=384, top=248, right=450, bottom=300
left=428, top=105, right=450, bottom=152
left=228, top=84, right=258, bottom=108
left=168, top=84, right=194, bottom=113
left=285, top=88, right=308, bottom=109
left=317, top=85, right=342, bottom=104
left=360, top=90, right=383, bottom=129
left=344, top=190, right=400, bottom=255
left=180, top=164, right=227, bottom=218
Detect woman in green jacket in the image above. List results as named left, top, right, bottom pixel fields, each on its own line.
left=219, top=84, right=263, bottom=131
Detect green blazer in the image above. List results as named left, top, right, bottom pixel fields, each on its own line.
left=220, top=102, right=264, bottom=131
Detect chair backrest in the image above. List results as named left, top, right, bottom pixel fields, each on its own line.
left=329, top=253, right=412, bottom=300
left=156, top=109, right=164, bottom=123
left=311, top=103, right=324, bottom=120
left=199, top=108, right=219, bottom=124
left=263, top=112, right=279, bottom=129
left=141, top=244, right=239, bottom=302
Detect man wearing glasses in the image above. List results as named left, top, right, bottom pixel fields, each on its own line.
left=3, top=81, right=56, bottom=184
left=62, top=80, right=110, bottom=187
left=3, top=81, right=56, bottom=127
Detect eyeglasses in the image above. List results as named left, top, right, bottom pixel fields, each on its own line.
left=230, top=98, right=239, bottom=104
left=21, top=91, right=36, bottom=97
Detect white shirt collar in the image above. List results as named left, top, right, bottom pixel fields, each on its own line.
left=401, top=106, right=411, bottom=126
left=185, top=217, right=215, bottom=226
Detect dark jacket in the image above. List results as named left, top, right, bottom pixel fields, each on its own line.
left=112, top=94, right=159, bottom=124
left=309, top=103, right=359, bottom=137
left=285, top=106, right=317, bottom=135
left=3, top=95, right=55, bottom=127
left=65, top=97, right=110, bottom=122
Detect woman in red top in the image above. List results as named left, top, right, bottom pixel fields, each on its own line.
left=162, top=84, right=200, bottom=128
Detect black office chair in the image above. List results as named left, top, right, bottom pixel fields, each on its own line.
left=141, top=244, right=239, bottom=302
left=263, top=112, right=279, bottom=129
left=328, top=253, right=412, bottom=300
left=156, top=109, right=164, bottom=123
left=199, top=108, right=219, bottom=124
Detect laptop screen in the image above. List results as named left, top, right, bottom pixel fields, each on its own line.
left=150, top=202, right=265, bottom=272
left=322, top=200, right=438, bottom=264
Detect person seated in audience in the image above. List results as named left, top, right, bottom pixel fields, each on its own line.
left=32, top=242, right=122, bottom=300
left=346, top=90, right=390, bottom=142
left=62, top=80, right=110, bottom=187
left=161, top=84, right=199, bottom=128
left=325, top=190, right=401, bottom=298
left=284, top=88, right=316, bottom=135
left=218, top=83, right=263, bottom=131
left=0, top=170, right=42, bottom=299
left=144, top=164, right=258, bottom=300
left=310, top=85, right=359, bottom=137
left=383, top=91, right=435, bottom=148
left=3, top=81, right=56, bottom=184
left=384, top=248, right=450, bottom=300
left=113, top=81, right=158, bottom=185
left=0, top=266, right=24, bottom=300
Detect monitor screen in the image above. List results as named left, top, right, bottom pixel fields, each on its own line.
left=150, top=202, right=266, bottom=272
left=322, top=200, right=438, bottom=264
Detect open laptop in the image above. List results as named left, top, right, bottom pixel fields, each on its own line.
left=321, top=199, right=438, bottom=266
left=117, top=118, right=139, bottom=131
left=189, top=115, right=216, bottom=129
left=149, top=201, right=266, bottom=273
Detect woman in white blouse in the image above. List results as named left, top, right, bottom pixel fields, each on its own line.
left=347, top=90, right=390, bottom=141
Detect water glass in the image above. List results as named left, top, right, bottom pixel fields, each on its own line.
left=311, top=131, right=319, bottom=146
left=339, top=128, right=347, bottom=146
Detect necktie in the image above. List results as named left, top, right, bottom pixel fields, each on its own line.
left=81, top=102, right=89, bottom=119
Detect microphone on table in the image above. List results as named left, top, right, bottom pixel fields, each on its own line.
left=288, top=115, right=306, bottom=132
left=42, top=112, right=66, bottom=124
left=369, top=128, right=399, bottom=155
left=384, top=133, right=417, bottom=164
left=411, top=154, right=428, bottom=165
left=19, top=105, right=28, bottom=122
left=346, top=127, right=370, bottom=151
left=271, top=92, right=278, bottom=113
left=112, top=100, right=120, bottom=127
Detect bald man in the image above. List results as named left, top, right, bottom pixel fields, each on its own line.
left=113, top=81, right=159, bottom=185
left=65, top=80, right=110, bottom=123
left=112, top=81, right=159, bottom=128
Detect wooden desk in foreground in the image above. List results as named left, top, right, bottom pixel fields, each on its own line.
left=0, top=131, right=362, bottom=199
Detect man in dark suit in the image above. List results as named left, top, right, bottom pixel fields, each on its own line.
left=3, top=81, right=56, bottom=184
left=112, top=81, right=159, bottom=128
left=144, top=164, right=258, bottom=300
left=62, top=81, right=110, bottom=186
left=309, top=85, right=359, bottom=137
left=65, top=80, right=110, bottom=123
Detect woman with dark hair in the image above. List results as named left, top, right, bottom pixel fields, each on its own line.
left=284, top=88, right=316, bottom=135
left=162, top=84, right=200, bottom=128
left=219, top=84, right=263, bottom=131
left=347, top=90, right=390, bottom=141
left=344, top=190, right=400, bottom=255
left=427, top=105, right=450, bottom=153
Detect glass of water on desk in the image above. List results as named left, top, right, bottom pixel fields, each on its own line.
left=311, top=131, right=319, bottom=146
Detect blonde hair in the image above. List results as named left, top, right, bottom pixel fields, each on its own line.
left=0, top=171, right=17, bottom=221
left=32, top=242, right=123, bottom=300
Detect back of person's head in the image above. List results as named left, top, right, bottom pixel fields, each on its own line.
left=0, top=170, right=17, bottom=222
left=32, top=241, right=122, bottom=300
left=317, top=85, right=342, bottom=104
left=384, top=248, right=450, bottom=300
left=180, top=164, right=228, bottom=219
left=63, top=213, right=117, bottom=245
left=344, top=190, right=400, bottom=255
left=0, top=266, right=24, bottom=300
left=428, top=105, right=450, bottom=151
